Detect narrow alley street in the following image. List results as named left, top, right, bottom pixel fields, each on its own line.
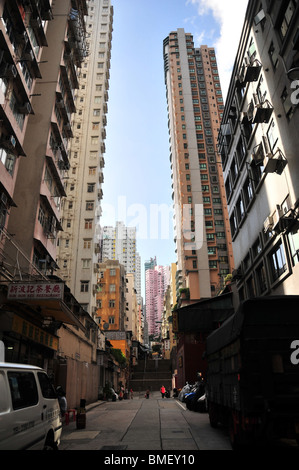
left=59, top=391, right=231, bottom=453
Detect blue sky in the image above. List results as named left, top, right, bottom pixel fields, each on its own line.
left=100, top=0, right=248, bottom=294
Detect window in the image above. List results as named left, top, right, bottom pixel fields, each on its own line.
left=80, top=281, right=89, bottom=292
left=288, top=231, right=299, bottom=265
left=109, top=284, right=116, bottom=292
left=256, top=263, right=267, bottom=294
left=267, top=120, right=278, bottom=152
left=252, top=237, right=262, bottom=259
left=230, top=213, right=237, bottom=237
left=236, top=195, right=245, bottom=222
left=269, top=42, right=279, bottom=69
left=0, top=148, right=16, bottom=175
left=281, top=87, right=294, bottom=120
left=82, top=259, right=91, bottom=269
left=86, top=201, right=94, bottom=210
left=209, top=260, right=217, bottom=269
left=8, top=372, right=38, bottom=410
left=38, top=372, right=57, bottom=399
left=109, top=300, right=115, bottom=308
left=84, top=239, right=92, bottom=249
left=269, top=242, right=287, bottom=281
left=84, top=219, right=93, bottom=229
left=243, top=177, right=254, bottom=207
left=246, top=275, right=256, bottom=298
left=279, top=0, right=297, bottom=38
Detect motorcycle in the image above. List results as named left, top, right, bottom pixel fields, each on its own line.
left=184, top=381, right=206, bottom=412
left=178, top=383, right=192, bottom=402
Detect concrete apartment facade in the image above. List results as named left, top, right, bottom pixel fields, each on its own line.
left=219, top=0, right=299, bottom=302
left=0, top=0, right=114, bottom=408
left=163, top=29, right=234, bottom=303
left=56, top=0, right=113, bottom=318
left=101, top=221, right=142, bottom=305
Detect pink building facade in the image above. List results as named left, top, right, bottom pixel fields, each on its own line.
left=145, top=265, right=170, bottom=337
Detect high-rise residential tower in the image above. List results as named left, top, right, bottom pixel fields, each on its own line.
left=100, top=221, right=141, bottom=304
left=56, top=0, right=113, bottom=317
left=145, top=264, right=170, bottom=337
left=163, top=29, right=234, bottom=301
left=219, top=1, right=299, bottom=300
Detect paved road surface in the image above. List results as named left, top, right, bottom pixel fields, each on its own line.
left=59, top=391, right=231, bottom=452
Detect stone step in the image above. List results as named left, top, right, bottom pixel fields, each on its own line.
left=130, top=358, right=172, bottom=392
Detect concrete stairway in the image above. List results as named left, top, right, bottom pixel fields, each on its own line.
left=130, top=358, right=172, bottom=392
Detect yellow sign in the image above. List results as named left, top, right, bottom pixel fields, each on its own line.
left=172, top=311, right=178, bottom=332
left=12, top=315, right=59, bottom=351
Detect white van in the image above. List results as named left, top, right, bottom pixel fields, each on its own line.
left=0, top=362, right=62, bottom=450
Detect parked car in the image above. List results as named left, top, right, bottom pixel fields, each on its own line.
left=0, top=362, right=62, bottom=450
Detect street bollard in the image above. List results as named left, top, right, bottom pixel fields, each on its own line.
left=76, top=399, right=86, bottom=429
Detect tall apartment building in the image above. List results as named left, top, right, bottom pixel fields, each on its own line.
left=96, top=259, right=133, bottom=363
left=101, top=221, right=142, bottom=304
left=56, top=0, right=113, bottom=317
left=145, top=264, right=170, bottom=337
left=219, top=1, right=299, bottom=302
left=163, top=29, right=234, bottom=302
left=0, top=0, right=105, bottom=396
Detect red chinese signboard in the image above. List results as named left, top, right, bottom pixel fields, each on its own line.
left=7, top=283, right=64, bottom=300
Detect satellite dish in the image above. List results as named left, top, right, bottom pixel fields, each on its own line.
left=103, top=323, right=109, bottom=330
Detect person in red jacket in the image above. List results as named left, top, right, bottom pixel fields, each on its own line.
left=160, top=385, right=166, bottom=398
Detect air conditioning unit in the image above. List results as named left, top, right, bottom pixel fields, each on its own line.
left=0, top=192, right=8, bottom=208
left=0, top=63, right=17, bottom=79
left=31, top=17, right=42, bottom=29
left=251, top=142, right=264, bottom=165
left=243, top=61, right=262, bottom=83
left=263, top=148, right=288, bottom=175
left=272, top=206, right=283, bottom=232
left=56, top=99, right=64, bottom=108
left=18, top=102, right=32, bottom=115
left=263, top=215, right=274, bottom=233
left=22, top=50, right=35, bottom=62
left=1, top=134, right=17, bottom=150
left=92, top=284, right=98, bottom=295
left=93, top=263, right=99, bottom=273
left=252, top=100, right=274, bottom=124
left=232, top=268, right=243, bottom=280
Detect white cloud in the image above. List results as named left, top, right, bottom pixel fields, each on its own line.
left=187, top=0, right=249, bottom=98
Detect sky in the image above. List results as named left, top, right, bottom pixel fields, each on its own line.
left=100, top=0, right=249, bottom=296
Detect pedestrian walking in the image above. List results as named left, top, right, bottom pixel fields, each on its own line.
left=160, top=385, right=166, bottom=398
left=56, top=386, right=67, bottom=417
left=130, top=388, right=133, bottom=399
left=145, top=389, right=150, bottom=399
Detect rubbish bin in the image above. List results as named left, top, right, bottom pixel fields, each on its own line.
left=76, top=399, right=86, bottom=429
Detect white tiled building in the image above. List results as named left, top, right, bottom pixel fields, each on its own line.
left=57, top=0, right=113, bottom=318
left=219, top=0, right=299, bottom=301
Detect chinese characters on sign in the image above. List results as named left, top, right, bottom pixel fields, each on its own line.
left=12, top=315, right=58, bottom=351
left=7, top=283, right=64, bottom=300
